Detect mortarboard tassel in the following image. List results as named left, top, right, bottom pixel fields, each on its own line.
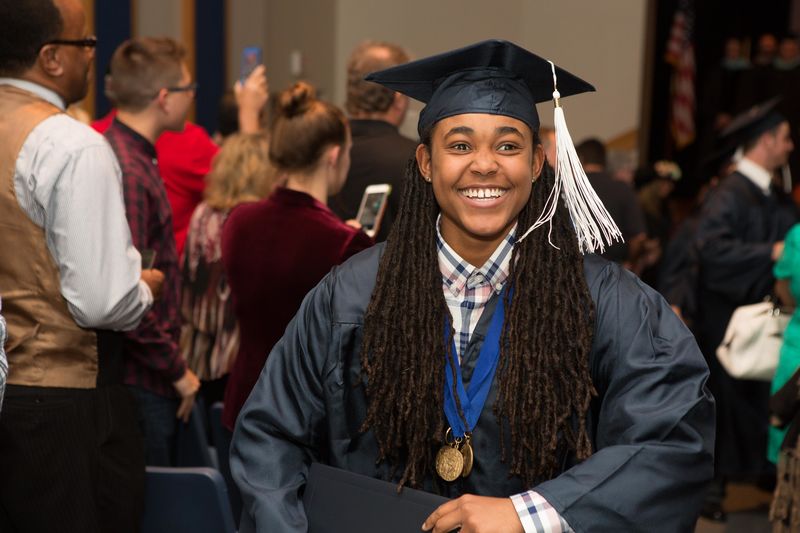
left=518, top=62, right=623, bottom=254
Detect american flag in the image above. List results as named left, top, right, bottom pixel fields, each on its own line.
left=666, top=0, right=696, bottom=149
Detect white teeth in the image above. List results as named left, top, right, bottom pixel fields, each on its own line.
left=461, top=188, right=506, bottom=199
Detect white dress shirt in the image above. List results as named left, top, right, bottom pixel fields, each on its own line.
left=0, top=78, right=152, bottom=331
left=737, top=157, right=773, bottom=196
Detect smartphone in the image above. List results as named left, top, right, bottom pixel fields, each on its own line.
left=356, top=184, right=392, bottom=238
left=141, top=249, right=157, bottom=270
left=241, top=46, right=263, bottom=83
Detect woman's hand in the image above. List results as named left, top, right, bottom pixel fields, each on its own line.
left=235, top=64, right=269, bottom=134
left=421, top=494, right=523, bottom=533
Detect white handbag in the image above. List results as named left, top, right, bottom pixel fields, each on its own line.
left=716, top=299, right=790, bottom=381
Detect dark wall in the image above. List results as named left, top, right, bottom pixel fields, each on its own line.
left=195, top=1, right=226, bottom=135
left=647, top=0, right=791, bottom=192
left=93, top=1, right=226, bottom=135
left=94, top=0, right=132, bottom=119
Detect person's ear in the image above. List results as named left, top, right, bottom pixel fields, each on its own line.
left=155, top=88, right=170, bottom=112
left=392, top=92, right=409, bottom=114
left=327, top=144, right=342, bottom=167
left=37, top=45, right=64, bottom=77
left=531, top=143, right=545, bottom=180
left=416, top=143, right=432, bottom=182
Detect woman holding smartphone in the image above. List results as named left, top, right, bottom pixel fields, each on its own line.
left=220, top=82, right=373, bottom=432
left=231, top=40, right=713, bottom=532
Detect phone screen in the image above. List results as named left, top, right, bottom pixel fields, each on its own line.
left=359, top=192, right=387, bottom=229
left=241, top=46, right=263, bottom=83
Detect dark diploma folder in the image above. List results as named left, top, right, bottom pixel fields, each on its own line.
left=303, top=463, right=449, bottom=532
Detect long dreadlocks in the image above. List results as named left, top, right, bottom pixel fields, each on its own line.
left=359, top=134, right=597, bottom=489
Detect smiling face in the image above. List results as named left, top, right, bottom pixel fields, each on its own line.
left=416, top=113, right=544, bottom=265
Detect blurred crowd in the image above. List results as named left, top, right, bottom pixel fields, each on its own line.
left=3, top=0, right=800, bottom=531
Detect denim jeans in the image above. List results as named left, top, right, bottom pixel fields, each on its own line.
left=128, top=386, right=179, bottom=466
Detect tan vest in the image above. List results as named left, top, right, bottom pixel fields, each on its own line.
left=0, top=84, right=99, bottom=388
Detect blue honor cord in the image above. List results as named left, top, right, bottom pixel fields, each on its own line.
left=443, top=287, right=508, bottom=438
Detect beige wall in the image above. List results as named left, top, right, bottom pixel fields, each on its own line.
left=134, top=0, right=181, bottom=40
left=147, top=0, right=647, bottom=142
left=228, top=0, right=336, bottom=100
left=227, top=1, right=269, bottom=88
left=521, top=1, right=647, bottom=144
left=334, top=0, right=647, bottom=142
left=334, top=0, right=532, bottom=138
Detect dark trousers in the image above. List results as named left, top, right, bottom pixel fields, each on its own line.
left=0, top=384, right=144, bottom=533
left=128, top=385, right=179, bottom=466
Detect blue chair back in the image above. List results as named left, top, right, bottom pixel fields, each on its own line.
left=175, top=400, right=215, bottom=468
left=141, top=466, right=236, bottom=533
left=209, top=402, right=242, bottom=525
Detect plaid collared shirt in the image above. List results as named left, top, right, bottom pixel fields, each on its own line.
left=105, top=119, right=186, bottom=398
left=436, top=217, right=573, bottom=533
left=436, top=218, right=515, bottom=361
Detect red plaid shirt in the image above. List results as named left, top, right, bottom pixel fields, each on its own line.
left=105, top=119, right=186, bottom=397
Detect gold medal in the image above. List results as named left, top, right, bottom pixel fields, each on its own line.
left=435, top=444, right=464, bottom=482
left=436, top=428, right=464, bottom=482
left=461, top=435, right=474, bottom=478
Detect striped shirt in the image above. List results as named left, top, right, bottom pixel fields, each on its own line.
left=435, top=217, right=573, bottom=533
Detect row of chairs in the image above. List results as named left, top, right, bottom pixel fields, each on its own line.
left=141, top=401, right=242, bottom=533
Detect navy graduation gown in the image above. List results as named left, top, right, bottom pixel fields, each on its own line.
left=694, top=171, right=797, bottom=477
left=231, top=244, right=714, bottom=532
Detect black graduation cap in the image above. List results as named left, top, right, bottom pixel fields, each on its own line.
left=720, top=97, right=786, bottom=148
left=367, top=39, right=621, bottom=255
left=365, top=39, right=595, bottom=136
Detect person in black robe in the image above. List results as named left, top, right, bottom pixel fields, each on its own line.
left=693, top=98, right=798, bottom=520
left=231, top=40, right=714, bottom=533
left=657, top=147, right=733, bottom=330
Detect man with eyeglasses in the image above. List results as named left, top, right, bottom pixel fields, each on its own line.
left=103, top=36, right=201, bottom=468
left=0, top=0, right=164, bottom=532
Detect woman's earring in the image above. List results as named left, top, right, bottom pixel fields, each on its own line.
left=423, top=175, right=432, bottom=183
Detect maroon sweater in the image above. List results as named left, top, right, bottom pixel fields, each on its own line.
left=221, top=187, right=374, bottom=429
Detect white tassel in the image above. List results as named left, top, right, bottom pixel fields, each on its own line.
left=517, top=62, right=623, bottom=254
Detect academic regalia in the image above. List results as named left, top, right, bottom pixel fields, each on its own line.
left=694, top=171, right=798, bottom=477
left=657, top=213, right=702, bottom=330
left=230, top=244, right=714, bottom=533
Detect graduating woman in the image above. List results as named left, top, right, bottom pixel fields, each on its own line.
left=231, top=40, right=714, bottom=533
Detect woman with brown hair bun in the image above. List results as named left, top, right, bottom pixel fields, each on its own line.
left=221, top=81, right=373, bottom=431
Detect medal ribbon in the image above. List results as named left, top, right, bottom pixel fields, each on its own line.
left=443, top=287, right=508, bottom=438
